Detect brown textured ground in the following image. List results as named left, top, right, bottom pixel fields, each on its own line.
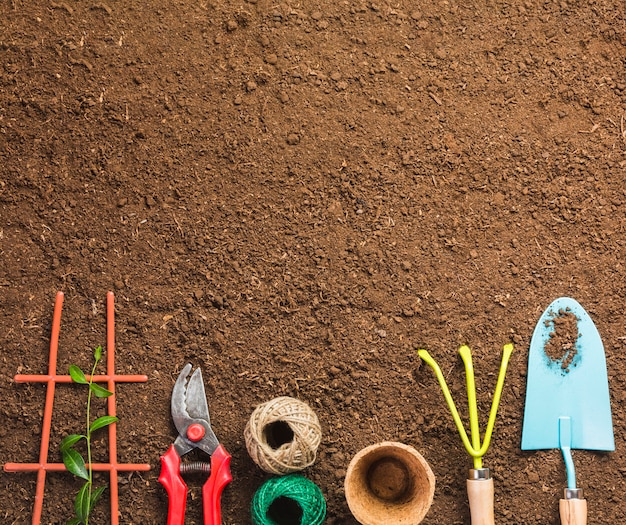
left=1, top=0, right=625, bottom=524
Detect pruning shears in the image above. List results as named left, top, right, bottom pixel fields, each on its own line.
left=159, top=364, right=232, bottom=525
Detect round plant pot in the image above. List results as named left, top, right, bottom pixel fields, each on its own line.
left=344, top=441, right=435, bottom=525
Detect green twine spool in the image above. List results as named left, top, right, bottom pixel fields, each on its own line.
left=251, top=475, right=326, bottom=525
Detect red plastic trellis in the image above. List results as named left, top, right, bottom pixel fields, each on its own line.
left=3, top=291, right=151, bottom=525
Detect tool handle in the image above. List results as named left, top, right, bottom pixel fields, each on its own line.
left=202, top=443, right=232, bottom=525
left=467, top=477, right=495, bottom=525
left=560, top=497, right=587, bottom=525
left=159, top=445, right=188, bottom=525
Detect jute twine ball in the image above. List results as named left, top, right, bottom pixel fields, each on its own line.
left=244, top=396, right=322, bottom=475
left=251, top=474, right=326, bottom=525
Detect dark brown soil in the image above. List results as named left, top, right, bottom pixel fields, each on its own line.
left=1, top=0, right=625, bottom=524
left=544, top=308, right=580, bottom=371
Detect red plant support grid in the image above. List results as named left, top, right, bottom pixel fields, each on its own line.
left=3, top=291, right=151, bottom=525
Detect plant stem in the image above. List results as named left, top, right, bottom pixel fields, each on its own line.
left=84, top=355, right=100, bottom=525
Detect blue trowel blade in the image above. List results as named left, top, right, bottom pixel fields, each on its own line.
left=521, top=297, right=614, bottom=451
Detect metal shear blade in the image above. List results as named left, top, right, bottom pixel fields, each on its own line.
left=172, top=364, right=210, bottom=427
left=171, top=364, right=218, bottom=456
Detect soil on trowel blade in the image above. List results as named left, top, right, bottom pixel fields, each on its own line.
left=544, top=308, right=580, bottom=372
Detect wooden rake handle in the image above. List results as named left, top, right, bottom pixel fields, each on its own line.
left=467, top=469, right=494, bottom=525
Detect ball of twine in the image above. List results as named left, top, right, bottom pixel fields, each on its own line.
left=251, top=475, right=326, bottom=525
left=245, top=396, right=322, bottom=475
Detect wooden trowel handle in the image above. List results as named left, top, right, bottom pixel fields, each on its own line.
left=467, top=477, right=495, bottom=525
left=560, top=491, right=587, bottom=525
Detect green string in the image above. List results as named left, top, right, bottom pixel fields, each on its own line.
left=251, top=475, right=326, bottom=525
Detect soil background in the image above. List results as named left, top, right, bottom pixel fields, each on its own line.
left=1, top=0, right=625, bottom=524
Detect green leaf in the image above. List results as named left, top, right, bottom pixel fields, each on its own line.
left=62, top=448, right=89, bottom=481
left=89, top=383, right=113, bottom=398
left=90, top=415, right=118, bottom=433
left=69, top=365, right=88, bottom=385
left=66, top=517, right=82, bottom=525
left=60, top=434, right=85, bottom=452
left=89, top=485, right=107, bottom=511
left=93, top=345, right=103, bottom=361
left=74, top=483, right=91, bottom=523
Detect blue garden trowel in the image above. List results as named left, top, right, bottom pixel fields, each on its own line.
left=521, top=297, right=614, bottom=525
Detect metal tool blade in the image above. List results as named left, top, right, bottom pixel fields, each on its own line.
left=171, top=363, right=194, bottom=434
left=185, top=367, right=211, bottom=422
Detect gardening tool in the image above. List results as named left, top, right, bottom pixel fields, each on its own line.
left=419, top=343, right=513, bottom=525
left=159, top=363, right=232, bottom=525
left=521, top=297, right=614, bottom=525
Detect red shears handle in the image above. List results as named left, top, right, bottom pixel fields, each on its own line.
left=202, top=444, right=232, bottom=525
left=159, top=444, right=232, bottom=525
left=159, top=445, right=187, bottom=525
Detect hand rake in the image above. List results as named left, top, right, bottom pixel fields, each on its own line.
left=418, top=344, right=514, bottom=525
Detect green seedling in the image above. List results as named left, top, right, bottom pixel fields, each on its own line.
left=60, top=345, right=118, bottom=525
